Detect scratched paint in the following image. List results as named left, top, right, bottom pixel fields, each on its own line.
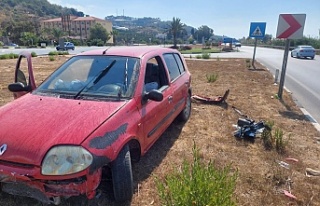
left=89, top=123, right=128, bottom=149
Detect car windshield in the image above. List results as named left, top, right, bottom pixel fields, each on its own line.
left=34, top=55, right=140, bottom=100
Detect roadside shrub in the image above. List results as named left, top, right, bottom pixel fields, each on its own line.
left=31, top=52, right=37, bottom=57
left=181, top=45, right=192, bottom=50
left=156, top=143, right=237, bottom=206
left=206, top=73, right=218, bottom=83
left=49, top=51, right=69, bottom=56
left=202, top=53, right=210, bottom=59
left=49, top=56, right=55, bottom=61
left=196, top=55, right=202, bottom=59
left=0, top=53, right=18, bottom=60
left=49, top=51, right=58, bottom=56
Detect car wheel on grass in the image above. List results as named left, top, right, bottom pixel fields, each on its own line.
left=177, top=93, right=191, bottom=122
left=111, top=144, right=133, bottom=202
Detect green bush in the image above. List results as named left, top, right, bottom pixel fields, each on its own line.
left=156, top=143, right=237, bottom=206
left=48, top=51, right=69, bottom=56
left=196, top=55, right=202, bottom=59
left=31, top=52, right=37, bottom=57
left=49, top=56, right=55, bottom=61
left=0, top=53, right=18, bottom=60
left=201, top=53, right=210, bottom=59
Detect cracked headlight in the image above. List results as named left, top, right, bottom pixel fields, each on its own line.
left=42, top=146, right=93, bottom=175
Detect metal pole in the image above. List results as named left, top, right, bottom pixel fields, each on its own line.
left=252, top=38, right=257, bottom=69
left=278, top=39, right=290, bottom=99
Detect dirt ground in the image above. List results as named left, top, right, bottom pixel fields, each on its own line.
left=1, top=55, right=320, bottom=206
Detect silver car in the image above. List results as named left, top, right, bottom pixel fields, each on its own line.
left=291, top=45, right=315, bottom=59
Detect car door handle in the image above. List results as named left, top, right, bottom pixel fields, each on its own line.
left=168, top=96, right=173, bottom=103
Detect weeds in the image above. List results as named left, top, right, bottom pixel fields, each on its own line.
left=245, top=59, right=251, bottom=68
left=206, top=73, right=218, bottom=83
left=262, top=120, right=274, bottom=150
left=156, top=142, right=237, bottom=206
left=261, top=122, right=288, bottom=154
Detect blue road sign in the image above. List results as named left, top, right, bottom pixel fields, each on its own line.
left=249, top=22, right=266, bottom=38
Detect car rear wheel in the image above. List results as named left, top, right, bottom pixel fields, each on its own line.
left=177, top=92, right=191, bottom=122
left=290, top=52, right=293, bottom=57
left=111, top=144, right=133, bottom=202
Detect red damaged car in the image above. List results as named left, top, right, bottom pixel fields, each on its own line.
left=0, top=46, right=191, bottom=204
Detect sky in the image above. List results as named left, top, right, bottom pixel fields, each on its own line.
left=47, top=0, right=320, bottom=39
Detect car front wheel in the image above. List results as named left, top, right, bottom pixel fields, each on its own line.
left=111, top=144, right=133, bottom=202
left=177, top=92, right=191, bottom=122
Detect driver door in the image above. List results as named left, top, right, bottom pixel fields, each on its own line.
left=11, top=51, right=36, bottom=99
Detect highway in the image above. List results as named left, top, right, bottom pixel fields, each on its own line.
left=1, top=45, right=320, bottom=124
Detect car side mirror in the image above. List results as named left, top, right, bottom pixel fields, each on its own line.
left=142, top=89, right=163, bottom=104
left=8, top=82, right=30, bottom=92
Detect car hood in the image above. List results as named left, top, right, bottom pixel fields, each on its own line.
left=0, top=94, right=127, bottom=166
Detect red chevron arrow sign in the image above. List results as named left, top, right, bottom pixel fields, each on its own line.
left=276, top=14, right=306, bottom=39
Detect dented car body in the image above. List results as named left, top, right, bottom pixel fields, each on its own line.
left=0, top=47, right=191, bottom=204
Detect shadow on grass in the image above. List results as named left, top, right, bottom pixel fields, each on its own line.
left=278, top=99, right=308, bottom=121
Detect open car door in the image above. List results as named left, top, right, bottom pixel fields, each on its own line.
left=8, top=51, right=36, bottom=99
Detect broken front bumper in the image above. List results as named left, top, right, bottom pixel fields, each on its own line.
left=0, top=162, right=101, bottom=204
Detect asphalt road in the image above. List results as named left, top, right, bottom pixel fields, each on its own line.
left=2, top=45, right=319, bottom=124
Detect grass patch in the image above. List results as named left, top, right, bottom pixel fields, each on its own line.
left=180, top=48, right=221, bottom=54
left=156, top=143, right=237, bottom=206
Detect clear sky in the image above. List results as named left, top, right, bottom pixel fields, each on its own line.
left=47, top=0, right=320, bottom=39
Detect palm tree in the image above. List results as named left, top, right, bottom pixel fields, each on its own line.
left=170, top=17, right=184, bottom=48
left=111, top=30, right=119, bottom=45
left=52, top=28, right=64, bottom=44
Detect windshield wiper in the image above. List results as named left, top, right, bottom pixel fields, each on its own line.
left=74, top=60, right=116, bottom=99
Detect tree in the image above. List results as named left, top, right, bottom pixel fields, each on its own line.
left=89, top=23, right=110, bottom=45
left=111, top=30, right=119, bottom=45
left=19, top=32, right=38, bottom=46
left=170, top=17, right=184, bottom=48
left=52, top=28, right=65, bottom=42
left=194, top=25, right=214, bottom=42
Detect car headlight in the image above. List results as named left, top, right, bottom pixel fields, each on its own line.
left=42, top=146, right=93, bottom=176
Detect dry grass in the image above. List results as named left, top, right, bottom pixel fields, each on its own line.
left=0, top=56, right=320, bottom=205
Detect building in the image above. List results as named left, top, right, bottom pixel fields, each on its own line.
left=40, top=15, right=113, bottom=44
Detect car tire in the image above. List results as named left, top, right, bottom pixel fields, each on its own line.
left=291, top=52, right=293, bottom=57
left=111, top=144, right=133, bottom=202
left=311, top=56, right=315, bottom=60
left=177, top=92, right=191, bottom=122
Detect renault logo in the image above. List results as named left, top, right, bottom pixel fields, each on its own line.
left=0, top=144, right=7, bottom=156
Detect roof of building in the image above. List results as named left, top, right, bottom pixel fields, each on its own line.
left=41, top=16, right=110, bottom=23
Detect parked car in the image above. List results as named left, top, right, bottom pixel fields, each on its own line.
left=0, top=47, right=192, bottom=204
left=56, top=42, right=75, bottom=51
left=291, top=45, right=315, bottom=59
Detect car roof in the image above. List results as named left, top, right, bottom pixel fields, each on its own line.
left=77, top=46, right=178, bottom=58
left=298, top=45, right=313, bottom=47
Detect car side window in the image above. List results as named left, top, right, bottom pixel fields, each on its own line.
left=144, top=56, right=169, bottom=92
left=173, top=53, right=186, bottom=74
left=163, top=53, right=181, bottom=81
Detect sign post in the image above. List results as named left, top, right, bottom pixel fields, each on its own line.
left=276, top=14, right=306, bottom=99
left=249, top=22, right=266, bottom=69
